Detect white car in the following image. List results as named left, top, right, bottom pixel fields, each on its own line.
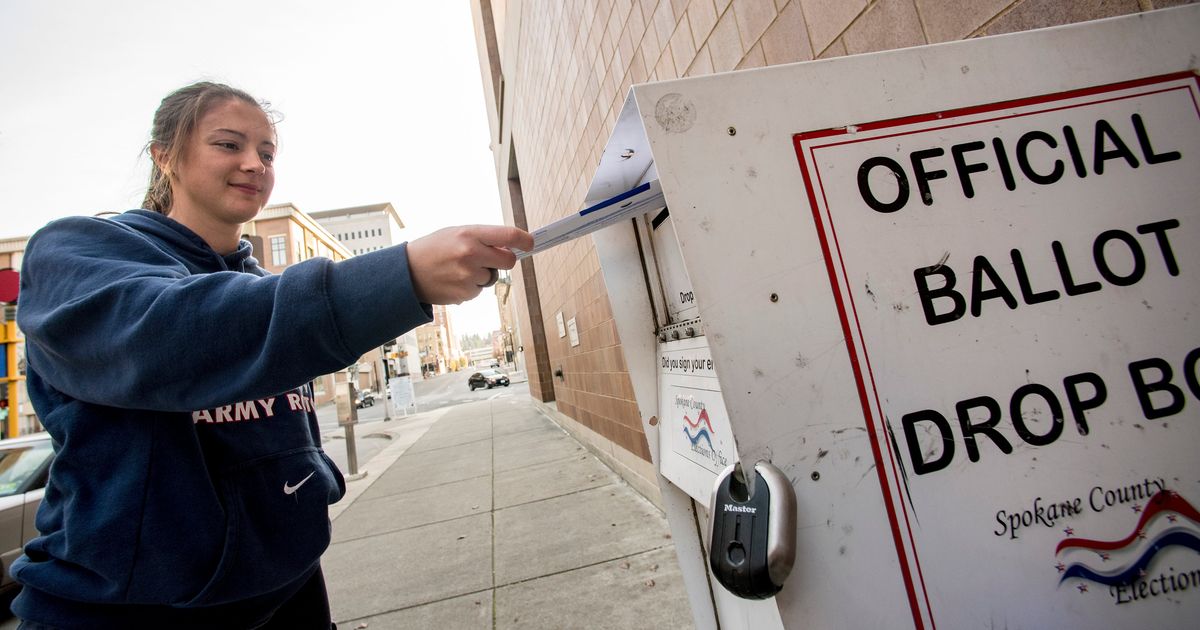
left=0, top=433, right=54, bottom=604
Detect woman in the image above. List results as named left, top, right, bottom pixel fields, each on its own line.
left=12, top=82, right=532, bottom=628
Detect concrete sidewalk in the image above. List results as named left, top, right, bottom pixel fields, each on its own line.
left=321, top=395, right=696, bottom=629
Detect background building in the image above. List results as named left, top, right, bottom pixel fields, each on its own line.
left=309, top=202, right=405, bottom=257
left=469, top=0, right=1192, bottom=499
left=493, top=270, right=522, bottom=371
left=413, top=302, right=468, bottom=378
left=243, top=202, right=348, bottom=274
left=416, top=312, right=453, bottom=376
left=1, top=236, right=30, bottom=437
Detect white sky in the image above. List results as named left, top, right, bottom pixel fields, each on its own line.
left=0, top=0, right=508, bottom=338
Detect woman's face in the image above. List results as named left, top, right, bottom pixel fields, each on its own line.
left=169, top=98, right=276, bottom=227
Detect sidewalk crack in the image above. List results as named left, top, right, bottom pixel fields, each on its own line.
left=492, top=545, right=677, bottom=590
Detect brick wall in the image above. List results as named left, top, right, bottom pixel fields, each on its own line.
left=476, top=0, right=1194, bottom=468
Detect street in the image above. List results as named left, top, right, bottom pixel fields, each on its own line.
left=320, top=367, right=527, bottom=475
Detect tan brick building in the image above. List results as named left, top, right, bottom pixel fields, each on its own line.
left=416, top=306, right=454, bottom=377
left=470, top=0, right=1195, bottom=497
left=493, top=271, right=520, bottom=367
left=1, top=236, right=33, bottom=436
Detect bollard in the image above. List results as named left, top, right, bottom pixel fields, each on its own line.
left=343, top=421, right=359, bottom=476
left=335, top=380, right=366, bottom=480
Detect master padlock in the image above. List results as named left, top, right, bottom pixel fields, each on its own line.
left=708, top=461, right=797, bottom=599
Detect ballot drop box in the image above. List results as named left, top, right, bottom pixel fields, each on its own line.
left=579, top=8, right=1200, bottom=630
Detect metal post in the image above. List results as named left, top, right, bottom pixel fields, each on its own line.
left=343, top=421, right=359, bottom=475
left=335, top=380, right=365, bottom=480
left=380, top=345, right=392, bottom=423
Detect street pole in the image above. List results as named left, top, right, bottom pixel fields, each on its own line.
left=337, top=376, right=365, bottom=481
left=380, top=344, right=392, bottom=422
left=344, top=421, right=359, bottom=475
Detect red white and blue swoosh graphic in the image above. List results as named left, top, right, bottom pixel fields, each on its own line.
left=683, top=408, right=715, bottom=449
left=1055, top=490, right=1200, bottom=587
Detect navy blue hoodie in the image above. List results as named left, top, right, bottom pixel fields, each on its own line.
left=12, top=210, right=432, bottom=628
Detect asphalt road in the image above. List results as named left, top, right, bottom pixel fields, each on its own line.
left=319, top=367, right=528, bottom=475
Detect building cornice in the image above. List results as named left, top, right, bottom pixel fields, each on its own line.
left=256, top=203, right=352, bottom=258
left=308, top=202, right=404, bottom=229
left=0, top=237, right=29, bottom=254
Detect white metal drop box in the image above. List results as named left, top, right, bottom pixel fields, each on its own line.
left=585, top=7, right=1200, bottom=629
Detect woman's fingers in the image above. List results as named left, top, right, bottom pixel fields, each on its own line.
left=407, top=225, right=533, bottom=305
left=474, top=225, right=535, bottom=253
left=476, top=267, right=500, bottom=288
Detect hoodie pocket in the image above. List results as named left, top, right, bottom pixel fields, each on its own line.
left=184, top=446, right=345, bottom=606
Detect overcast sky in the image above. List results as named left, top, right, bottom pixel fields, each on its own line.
left=0, top=0, right=510, bottom=337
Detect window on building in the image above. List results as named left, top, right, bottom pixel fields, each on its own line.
left=269, top=235, right=287, bottom=266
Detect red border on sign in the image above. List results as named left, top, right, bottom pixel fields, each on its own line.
left=792, top=71, right=1200, bottom=630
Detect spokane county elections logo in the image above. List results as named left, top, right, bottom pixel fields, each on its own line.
left=684, top=408, right=715, bottom=450
left=681, top=407, right=728, bottom=467
left=1055, top=490, right=1200, bottom=604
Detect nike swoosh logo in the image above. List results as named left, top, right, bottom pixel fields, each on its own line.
left=283, top=471, right=316, bottom=495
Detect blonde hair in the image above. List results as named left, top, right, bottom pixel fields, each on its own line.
left=142, top=82, right=274, bottom=214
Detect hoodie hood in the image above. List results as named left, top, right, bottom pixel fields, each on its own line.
left=113, top=209, right=258, bottom=273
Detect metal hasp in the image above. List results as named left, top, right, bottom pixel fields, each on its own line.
left=707, top=461, right=797, bottom=599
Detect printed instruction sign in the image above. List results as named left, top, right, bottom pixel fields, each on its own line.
left=658, top=335, right=736, bottom=504
left=388, top=376, right=415, bottom=415
left=794, top=74, right=1200, bottom=627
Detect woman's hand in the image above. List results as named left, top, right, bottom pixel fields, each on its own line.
left=406, top=225, right=534, bottom=304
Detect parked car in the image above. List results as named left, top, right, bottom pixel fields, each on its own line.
left=355, top=389, right=376, bottom=408
left=468, top=369, right=510, bottom=390
left=0, top=433, right=54, bottom=603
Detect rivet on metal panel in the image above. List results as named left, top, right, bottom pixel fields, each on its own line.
left=770, top=293, right=779, bottom=303
left=649, top=416, right=659, bottom=426
left=811, top=471, right=821, bottom=481
left=685, top=327, right=695, bottom=337
left=727, top=126, right=737, bottom=136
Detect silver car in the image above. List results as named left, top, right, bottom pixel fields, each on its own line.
left=0, top=433, right=54, bottom=602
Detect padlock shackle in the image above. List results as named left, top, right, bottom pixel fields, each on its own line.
left=729, top=461, right=753, bottom=501
left=755, top=461, right=797, bottom=586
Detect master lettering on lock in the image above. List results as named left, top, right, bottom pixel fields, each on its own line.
left=855, top=112, right=1185, bottom=327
